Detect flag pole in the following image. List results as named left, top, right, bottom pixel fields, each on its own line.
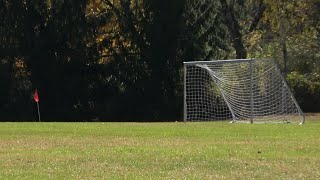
left=36, top=102, right=41, bottom=122
left=33, top=89, right=41, bottom=122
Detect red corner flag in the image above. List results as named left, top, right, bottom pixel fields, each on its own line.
left=33, top=89, right=40, bottom=102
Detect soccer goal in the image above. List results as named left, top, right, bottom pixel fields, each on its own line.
left=183, top=58, right=305, bottom=124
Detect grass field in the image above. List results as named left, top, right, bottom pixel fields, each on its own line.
left=1, top=115, right=320, bottom=179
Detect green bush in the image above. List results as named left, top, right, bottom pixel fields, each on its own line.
left=287, top=71, right=320, bottom=112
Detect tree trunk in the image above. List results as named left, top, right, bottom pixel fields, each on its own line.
left=282, top=32, right=287, bottom=79
left=220, top=0, right=247, bottom=59
left=280, top=16, right=288, bottom=79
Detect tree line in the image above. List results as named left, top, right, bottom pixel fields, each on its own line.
left=0, top=0, right=319, bottom=121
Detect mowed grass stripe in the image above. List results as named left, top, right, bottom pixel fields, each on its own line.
left=0, top=120, right=320, bottom=179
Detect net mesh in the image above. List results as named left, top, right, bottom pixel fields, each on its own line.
left=184, top=58, right=304, bottom=123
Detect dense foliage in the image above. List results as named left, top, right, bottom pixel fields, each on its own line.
left=0, top=0, right=319, bottom=121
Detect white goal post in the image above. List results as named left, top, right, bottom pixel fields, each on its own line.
left=183, top=58, right=305, bottom=124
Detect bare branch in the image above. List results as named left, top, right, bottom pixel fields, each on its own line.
left=249, top=0, right=266, bottom=32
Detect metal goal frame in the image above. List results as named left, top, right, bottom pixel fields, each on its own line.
left=183, top=58, right=305, bottom=124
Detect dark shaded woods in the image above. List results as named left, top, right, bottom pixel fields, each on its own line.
left=0, top=0, right=319, bottom=121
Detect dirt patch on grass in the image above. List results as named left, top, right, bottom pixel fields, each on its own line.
left=304, top=113, right=320, bottom=121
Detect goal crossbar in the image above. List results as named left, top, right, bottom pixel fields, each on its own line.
left=183, top=58, right=253, bottom=65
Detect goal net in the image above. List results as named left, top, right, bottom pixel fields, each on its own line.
left=183, top=58, right=304, bottom=124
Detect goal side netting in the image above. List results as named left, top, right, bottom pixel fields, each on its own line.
left=183, top=58, right=304, bottom=124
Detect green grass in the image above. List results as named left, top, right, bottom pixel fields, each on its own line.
left=1, top=118, right=320, bottom=179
